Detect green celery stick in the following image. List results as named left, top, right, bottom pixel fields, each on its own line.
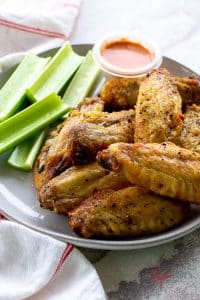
left=26, top=42, right=83, bottom=102
left=8, top=130, right=47, bottom=170
left=0, top=54, right=50, bottom=122
left=0, top=93, right=70, bottom=154
left=63, top=50, right=100, bottom=106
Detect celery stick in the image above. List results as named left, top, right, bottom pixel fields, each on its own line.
left=0, top=54, right=50, bottom=122
left=0, top=93, right=70, bottom=154
left=8, top=130, right=47, bottom=170
left=63, top=51, right=100, bottom=106
left=26, top=42, right=83, bottom=102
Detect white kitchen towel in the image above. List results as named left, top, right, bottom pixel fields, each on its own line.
left=0, top=219, right=106, bottom=300
left=0, top=0, right=81, bottom=72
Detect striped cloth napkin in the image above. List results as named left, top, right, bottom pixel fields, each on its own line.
left=0, top=1, right=106, bottom=299
left=0, top=0, right=80, bottom=72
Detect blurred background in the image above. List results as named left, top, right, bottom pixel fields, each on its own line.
left=71, top=0, right=200, bottom=73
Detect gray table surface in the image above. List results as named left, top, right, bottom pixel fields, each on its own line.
left=71, top=1, right=200, bottom=298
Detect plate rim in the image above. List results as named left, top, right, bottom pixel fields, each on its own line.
left=1, top=208, right=200, bottom=250
left=0, top=43, right=200, bottom=250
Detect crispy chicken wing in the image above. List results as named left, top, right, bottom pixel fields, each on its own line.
left=100, top=77, right=142, bottom=110
left=175, top=77, right=200, bottom=108
left=66, top=109, right=135, bottom=166
left=34, top=97, right=105, bottom=188
left=35, top=109, right=135, bottom=185
left=34, top=122, right=64, bottom=190
left=77, top=97, right=105, bottom=112
left=39, top=162, right=128, bottom=214
left=134, top=68, right=183, bottom=143
left=180, top=104, right=200, bottom=153
left=97, top=142, right=200, bottom=204
left=100, top=75, right=200, bottom=110
left=69, top=186, right=189, bottom=238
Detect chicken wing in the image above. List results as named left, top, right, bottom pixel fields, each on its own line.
left=66, top=109, right=135, bottom=166
left=34, top=97, right=105, bottom=189
left=39, top=162, right=128, bottom=214
left=69, top=186, right=189, bottom=238
left=134, top=68, right=183, bottom=143
left=100, top=75, right=200, bottom=110
left=35, top=109, right=135, bottom=185
left=34, top=122, right=64, bottom=190
left=77, top=97, right=105, bottom=112
left=180, top=104, right=200, bottom=153
left=100, top=77, right=142, bottom=110
left=97, top=142, right=200, bottom=204
left=175, top=77, right=200, bottom=108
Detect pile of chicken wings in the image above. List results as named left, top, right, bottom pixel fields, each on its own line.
left=34, top=68, right=200, bottom=239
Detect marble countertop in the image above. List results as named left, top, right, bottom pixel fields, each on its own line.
left=71, top=1, right=200, bottom=299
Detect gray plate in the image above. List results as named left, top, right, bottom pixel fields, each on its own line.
left=0, top=44, right=200, bottom=250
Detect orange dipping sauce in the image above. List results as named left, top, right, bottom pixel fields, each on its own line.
left=101, top=38, right=154, bottom=69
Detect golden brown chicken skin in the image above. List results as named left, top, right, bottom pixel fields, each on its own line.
left=34, top=97, right=105, bottom=189
left=34, top=122, right=64, bottom=190
left=39, top=162, right=129, bottom=214
left=134, top=68, right=183, bottom=143
left=77, top=97, right=105, bottom=112
left=100, top=75, right=200, bottom=110
left=180, top=104, right=200, bottom=153
left=100, top=77, right=142, bottom=110
left=97, top=142, right=200, bottom=204
left=69, top=186, right=189, bottom=238
left=175, top=77, right=200, bottom=108
left=67, top=109, right=135, bottom=166
left=35, top=109, right=135, bottom=185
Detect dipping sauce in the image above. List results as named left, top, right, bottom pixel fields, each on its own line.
left=101, top=38, right=154, bottom=70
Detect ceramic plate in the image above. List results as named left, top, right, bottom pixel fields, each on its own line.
left=0, top=44, right=200, bottom=250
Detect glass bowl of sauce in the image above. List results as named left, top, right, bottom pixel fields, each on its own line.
left=92, top=32, right=162, bottom=77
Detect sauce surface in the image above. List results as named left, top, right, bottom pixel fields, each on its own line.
left=101, top=38, right=154, bottom=69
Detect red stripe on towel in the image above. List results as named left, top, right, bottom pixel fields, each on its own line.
left=64, top=2, right=80, bottom=9
left=53, top=244, right=74, bottom=276
left=0, top=214, right=5, bottom=221
left=0, top=18, right=67, bottom=40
